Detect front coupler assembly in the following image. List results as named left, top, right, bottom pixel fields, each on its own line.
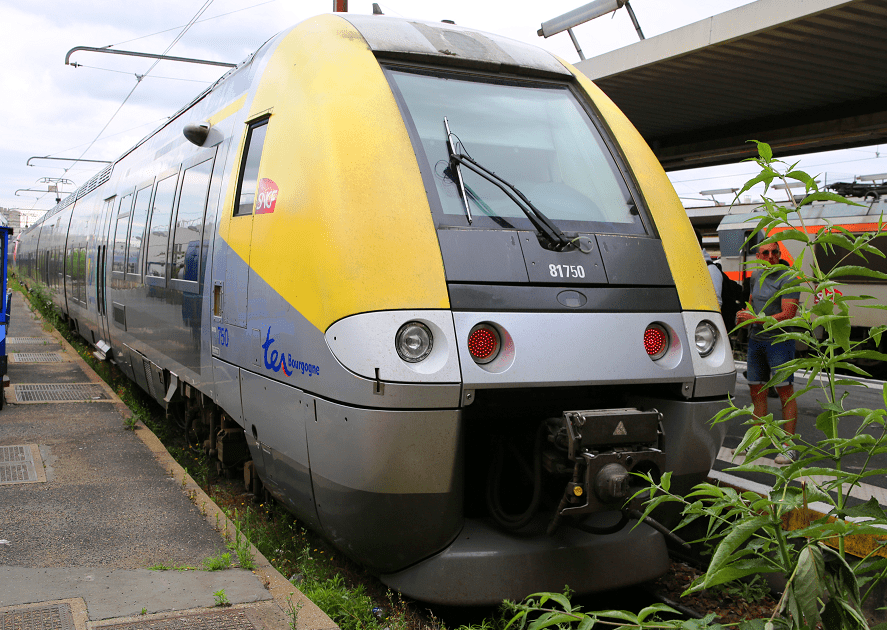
left=546, top=408, right=665, bottom=534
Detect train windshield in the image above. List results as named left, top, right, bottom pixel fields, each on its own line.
left=386, top=68, right=647, bottom=235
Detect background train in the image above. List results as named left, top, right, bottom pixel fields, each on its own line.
left=14, top=13, right=733, bottom=605
left=717, top=196, right=887, bottom=378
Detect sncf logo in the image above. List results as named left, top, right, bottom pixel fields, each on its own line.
left=255, top=178, right=279, bottom=214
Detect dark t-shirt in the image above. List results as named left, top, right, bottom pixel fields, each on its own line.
left=749, top=266, right=800, bottom=340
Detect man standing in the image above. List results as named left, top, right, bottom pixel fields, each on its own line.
left=697, top=230, right=723, bottom=306
left=735, top=242, right=800, bottom=464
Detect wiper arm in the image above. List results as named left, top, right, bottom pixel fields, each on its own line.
left=444, top=117, right=473, bottom=224
left=443, top=117, right=571, bottom=250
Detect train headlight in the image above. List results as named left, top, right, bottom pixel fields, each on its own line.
left=467, top=323, right=501, bottom=364
left=644, top=324, right=669, bottom=360
left=396, top=321, right=433, bottom=363
left=694, top=321, right=718, bottom=357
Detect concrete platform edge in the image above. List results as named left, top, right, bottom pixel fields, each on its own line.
left=16, top=296, right=338, bottom=630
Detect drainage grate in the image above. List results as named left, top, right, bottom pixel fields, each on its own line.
left=0, top=603, right=75, bottom=630
left=0, top=444, right=46, bottom=485
left=95, top=610, right=259, bottom=630
left=11, top=353, right=65, bottom=363
left=13, top=383, right=111, bottom=403
left=7, top=337, right=51, bottom=344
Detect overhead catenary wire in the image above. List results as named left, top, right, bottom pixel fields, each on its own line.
left=70, top=64, right=214, bottom=84
left=108, top=0, right=277, bottom=48
left=66, top=0, right=217, bottom=175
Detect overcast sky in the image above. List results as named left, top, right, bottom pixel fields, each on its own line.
left=2, top=0, right=885, bottom=212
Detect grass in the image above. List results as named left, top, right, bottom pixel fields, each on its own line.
left=203, top=552, right=232, bottom=571
left=148, top=563, right=196, bottom=571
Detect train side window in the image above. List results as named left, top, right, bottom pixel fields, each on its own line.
left=145, top=172, right=179, bottom=286
left=127, top=183, right=153, bottom=281
left=233, top=118, right=269, bottom=216
left=112, top=193, right=133, bottom=275
left=171, top=157, right=214, bottom=288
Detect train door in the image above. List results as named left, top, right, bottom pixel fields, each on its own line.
left=61, top=206, right=76, bottom=316
left=218, top=116, right=269, bottom=331
left=211, top=116, right=269, bottom=425
left=92, top=196, right=116, bottom=356
left=104, top=192, right=135, bottom=378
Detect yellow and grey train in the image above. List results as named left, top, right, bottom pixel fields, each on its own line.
left=15, top=14, right=734, bottom=605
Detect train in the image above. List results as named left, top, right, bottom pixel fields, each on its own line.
left=14, top=13, right=733, bottom=605
left=717, top=196, right=887, bottom=378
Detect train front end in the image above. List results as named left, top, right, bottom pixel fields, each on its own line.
left=243, top=14, right=733, bottom=605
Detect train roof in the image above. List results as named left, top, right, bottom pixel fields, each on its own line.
left=339, top=14, right=571, bottom=78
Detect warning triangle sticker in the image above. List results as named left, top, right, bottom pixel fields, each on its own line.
left=613, top=421, right=627, bottom=436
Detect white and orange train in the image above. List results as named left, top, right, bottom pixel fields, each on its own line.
left=718, top=199, right=887, bottom=377
left=15, top=14, right=733, bottom=604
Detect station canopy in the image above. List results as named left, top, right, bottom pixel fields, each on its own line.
left=573, top=0, right=887, bottom=171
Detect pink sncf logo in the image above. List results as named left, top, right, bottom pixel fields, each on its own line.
left=255, top=178, right=279, bottom=214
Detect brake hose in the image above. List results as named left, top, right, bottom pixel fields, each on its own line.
left=486, top=423, right=546, bottom=531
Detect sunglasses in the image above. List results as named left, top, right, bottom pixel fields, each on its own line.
left=758, top=249, right=780, bottom=257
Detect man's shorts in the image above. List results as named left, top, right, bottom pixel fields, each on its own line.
left=746, top=337, right=795, bottom=387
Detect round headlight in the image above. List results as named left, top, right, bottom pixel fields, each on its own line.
left=695, top=321, right=718, bottom=357
left=396, top=321, right=433, bottom=363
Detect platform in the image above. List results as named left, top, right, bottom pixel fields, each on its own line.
left=0, top=291, right=337, bottom=630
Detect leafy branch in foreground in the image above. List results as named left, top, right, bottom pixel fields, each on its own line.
left=504, top=142, right=887, bottom=630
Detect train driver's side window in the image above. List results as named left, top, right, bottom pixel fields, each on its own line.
left=233, top=118, right=269, bottom=216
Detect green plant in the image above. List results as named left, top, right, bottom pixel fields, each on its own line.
left=299, top=573, right=382, bottom=630
left=226, top=513, right=256, bottom=570
left=710, top=574, right=772, bottom=605
left=203, top=552, right=231, bottom=571
left=148, top=562, right=195, bottom=571
left=140, top=608, right=147, bottom=616
left=213, top=588, right=231, bottom=607
left=505, top=143, right=887, bottom=629
left=285, top=595, right=303, bottom=630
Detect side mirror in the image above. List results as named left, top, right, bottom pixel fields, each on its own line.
left=183, top=122, right=211, bottom=146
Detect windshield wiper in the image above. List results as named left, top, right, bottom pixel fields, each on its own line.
left=443, top=117, right=571, bottom=250
left=444, top=117, right=473, bottom=224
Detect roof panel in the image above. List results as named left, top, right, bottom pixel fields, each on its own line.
left=573, top=0, right=887, bottom=170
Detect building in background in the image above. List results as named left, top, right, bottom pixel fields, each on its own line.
left=0, top=208, right=46, bottom=232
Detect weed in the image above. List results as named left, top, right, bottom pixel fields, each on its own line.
left=123, top=414, right=138, bottom=431
left=226, top=514, right=256, bottom=570
left=140, top=608, right=147, bottom=616
left=710, top=574, right=771, bottom=604
left=202, top=552, right=231, bottom=571
left=213, top=589, right=231, bottom=607
left=299, top=574, right=381, bottom=630
left=285, top=595, right=303, bottom=630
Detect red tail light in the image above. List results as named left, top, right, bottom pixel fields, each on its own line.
left=644, top=324, right=668, bottom=360
left=468, top=324, right=500, bottom=364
